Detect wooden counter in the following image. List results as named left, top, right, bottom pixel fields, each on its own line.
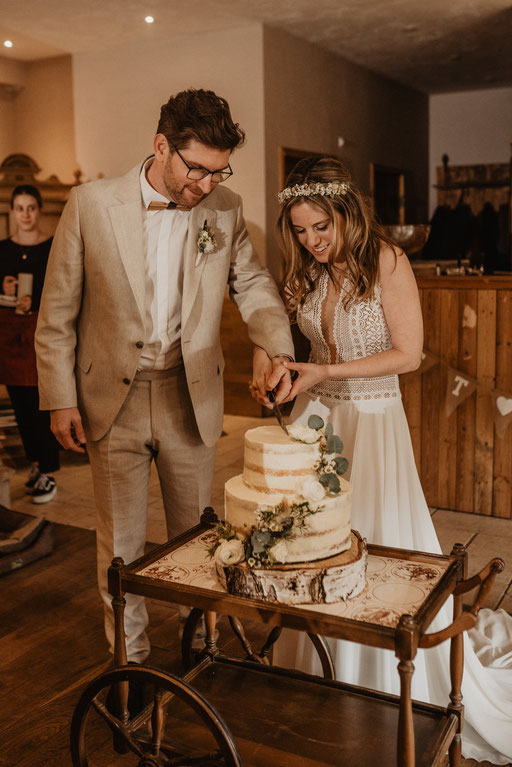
left=401, top=274, right=512, bottom=518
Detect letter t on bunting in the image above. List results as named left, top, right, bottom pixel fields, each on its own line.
left=444, top=367, right=477, bottom=418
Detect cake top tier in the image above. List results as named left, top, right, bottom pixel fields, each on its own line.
left=245, top=425, right=320, bottom=452
left=243, top=425, right=322, bottom=494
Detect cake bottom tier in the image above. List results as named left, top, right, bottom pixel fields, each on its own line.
left=217, top=531, right=367, bottom=604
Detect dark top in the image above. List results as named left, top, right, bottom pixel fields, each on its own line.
left=0, top=236, right=53, bottom=386
left=0, top=236, right=53, bottom=310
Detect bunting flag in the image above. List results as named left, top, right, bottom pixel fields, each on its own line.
left=491, top=390, right=512, bottom=438
left=418, top=349, right=439, bottom=375
left=404, top=348, right=512, bottom=437
left=444, top=367, right=478, bottom=418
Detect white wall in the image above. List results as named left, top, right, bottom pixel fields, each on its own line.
left=13, top=56, right=76, bottom=184
left=72, top=24, right=267, bottom=258
left=429, top=87, right=512, bottom=215
left=0, top=56, right=26, bottom=162
left=0, top=55, right=76, bottom=185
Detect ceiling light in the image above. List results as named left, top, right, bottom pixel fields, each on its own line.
left=3, top=40, right=13, bottom=48
left=145, top=16, right=154, bottom=23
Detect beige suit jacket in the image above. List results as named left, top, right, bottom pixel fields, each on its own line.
left=35, top=163, right=294, bottom=446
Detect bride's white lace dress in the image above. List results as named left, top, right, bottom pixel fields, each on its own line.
left=273, top=271, right=512, bottom=763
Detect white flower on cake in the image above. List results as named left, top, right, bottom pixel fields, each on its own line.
left=268, top=540, right=288, bottom=563
left=300, top=476, right=326, bottom=502
left=323, top=453, right=337, bottom=473
left=214, top=538, right=244, bottom=566
left=288, top=424, right=321, bottom=443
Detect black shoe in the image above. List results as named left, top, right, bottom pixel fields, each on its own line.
left=31, top=474, right=57, bottom=504
left=105, top=663, right=145, bottom=719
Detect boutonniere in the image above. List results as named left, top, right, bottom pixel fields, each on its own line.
left=197, top=219, right=216, bottom=256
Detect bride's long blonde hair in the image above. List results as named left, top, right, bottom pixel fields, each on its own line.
left=277, top=156, right=397, bottom=318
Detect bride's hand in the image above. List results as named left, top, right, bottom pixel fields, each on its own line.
left=282, top=361, right=327, bottom=401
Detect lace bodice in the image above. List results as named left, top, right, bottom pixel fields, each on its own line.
left=297, top=270, right=400, bottom=402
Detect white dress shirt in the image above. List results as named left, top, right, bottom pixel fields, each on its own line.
left=138, top=160, right=191, bottom=370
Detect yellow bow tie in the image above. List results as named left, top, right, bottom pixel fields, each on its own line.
left=147, top=200, right=190, bottom=211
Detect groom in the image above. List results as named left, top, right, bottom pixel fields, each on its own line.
left=35, top=88, right=294, bottom=663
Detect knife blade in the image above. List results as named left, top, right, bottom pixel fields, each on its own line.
left=267, top=389, right=289, bottom=436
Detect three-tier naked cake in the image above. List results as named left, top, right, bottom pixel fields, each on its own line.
left=211, top=416, right=367, bottom=604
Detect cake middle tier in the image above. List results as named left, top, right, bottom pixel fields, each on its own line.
left=225, top=474, right=352, bottom=563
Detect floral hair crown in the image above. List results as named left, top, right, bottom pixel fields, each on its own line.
left=277, top=181, right=349, bottom=204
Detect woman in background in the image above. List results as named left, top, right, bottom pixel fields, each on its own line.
left=0, top=185, right=59, bottom=503
left=251, top=156, right=512, bottom=763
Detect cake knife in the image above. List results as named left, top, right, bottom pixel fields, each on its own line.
left=267, top=389, right=289, bottom=436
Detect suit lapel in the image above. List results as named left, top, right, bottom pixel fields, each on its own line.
left=108, top=166, right=146, bottom=321
left=182, top=203, right=218, bottom=330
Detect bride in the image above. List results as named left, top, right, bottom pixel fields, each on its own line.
left=251, top=156, right=512, bottom=763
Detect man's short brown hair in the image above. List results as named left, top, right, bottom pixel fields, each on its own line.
left=157, top=88, right=245, bottom=151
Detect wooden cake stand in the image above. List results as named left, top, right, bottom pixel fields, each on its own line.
left=219, top=530, right=367, bottom=604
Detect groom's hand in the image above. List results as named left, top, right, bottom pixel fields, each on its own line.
left=249, top=349, right=292, bottom=406
left=50, top=407, right=87, bottom=453
left=249, top=346, right=273, bottom=406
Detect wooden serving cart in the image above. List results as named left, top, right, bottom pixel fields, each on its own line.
left=70, top=508, right=504, bottom=767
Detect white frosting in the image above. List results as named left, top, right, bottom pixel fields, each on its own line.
left=243, top=425, right=321, bottom=493
left=225, top=425, right=352, bottom=564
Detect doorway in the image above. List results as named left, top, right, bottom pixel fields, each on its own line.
left=370, top=164, right=406, bottom=225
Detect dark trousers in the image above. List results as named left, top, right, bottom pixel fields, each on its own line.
left=6, top=385, right=60, bottom=475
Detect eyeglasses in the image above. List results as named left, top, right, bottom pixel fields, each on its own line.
left=171, top=144, right=233, bottom=183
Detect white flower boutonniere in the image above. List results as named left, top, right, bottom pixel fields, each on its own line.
left=197, top=219, right=216, bottom=256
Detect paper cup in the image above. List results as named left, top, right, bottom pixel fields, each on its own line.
left=16, top=272, right=33, bottom=314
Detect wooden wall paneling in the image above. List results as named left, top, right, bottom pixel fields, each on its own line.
left=474, top=290, right=497, bottom=515
left=455, top=290, right=478, bottom=513
left=220, top=292, right=261, bottom=418
left=437, top=289, right=460, bottom=509
left=493, top=290, right=512, bottom=519
left=420, top=288, right=442, bottom=507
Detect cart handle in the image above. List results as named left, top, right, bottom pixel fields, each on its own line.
left=419, top=557, right=504, bottom=649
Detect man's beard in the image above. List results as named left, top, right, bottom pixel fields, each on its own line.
left=163, top=161, right=208, bottom=208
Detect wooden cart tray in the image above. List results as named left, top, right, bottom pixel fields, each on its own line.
left=136, top=529, right=451, bottom=632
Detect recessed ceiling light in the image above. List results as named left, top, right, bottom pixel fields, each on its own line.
left=3, top=40, right=13, bottom=48
left=145, top=16, right=154, bottom=23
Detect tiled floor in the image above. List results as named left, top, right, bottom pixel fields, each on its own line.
left=2, top=412, right=512, bottom=614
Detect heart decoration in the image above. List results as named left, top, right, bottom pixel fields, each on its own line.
left=496, top=396, right=512, bottom=417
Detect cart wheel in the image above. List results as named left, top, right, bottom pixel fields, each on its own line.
left=181, top=610, right=335, bottom=680
left=70, top=664, right=243, bottom=767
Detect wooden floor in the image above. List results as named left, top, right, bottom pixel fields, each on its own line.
left=0, top=522, right=507, bottom=767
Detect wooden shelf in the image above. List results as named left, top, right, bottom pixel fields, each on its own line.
left=179, top=657, right=458, bottom=767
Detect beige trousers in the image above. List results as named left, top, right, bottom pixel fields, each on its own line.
left=87, top=365, right=215, bottom=662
